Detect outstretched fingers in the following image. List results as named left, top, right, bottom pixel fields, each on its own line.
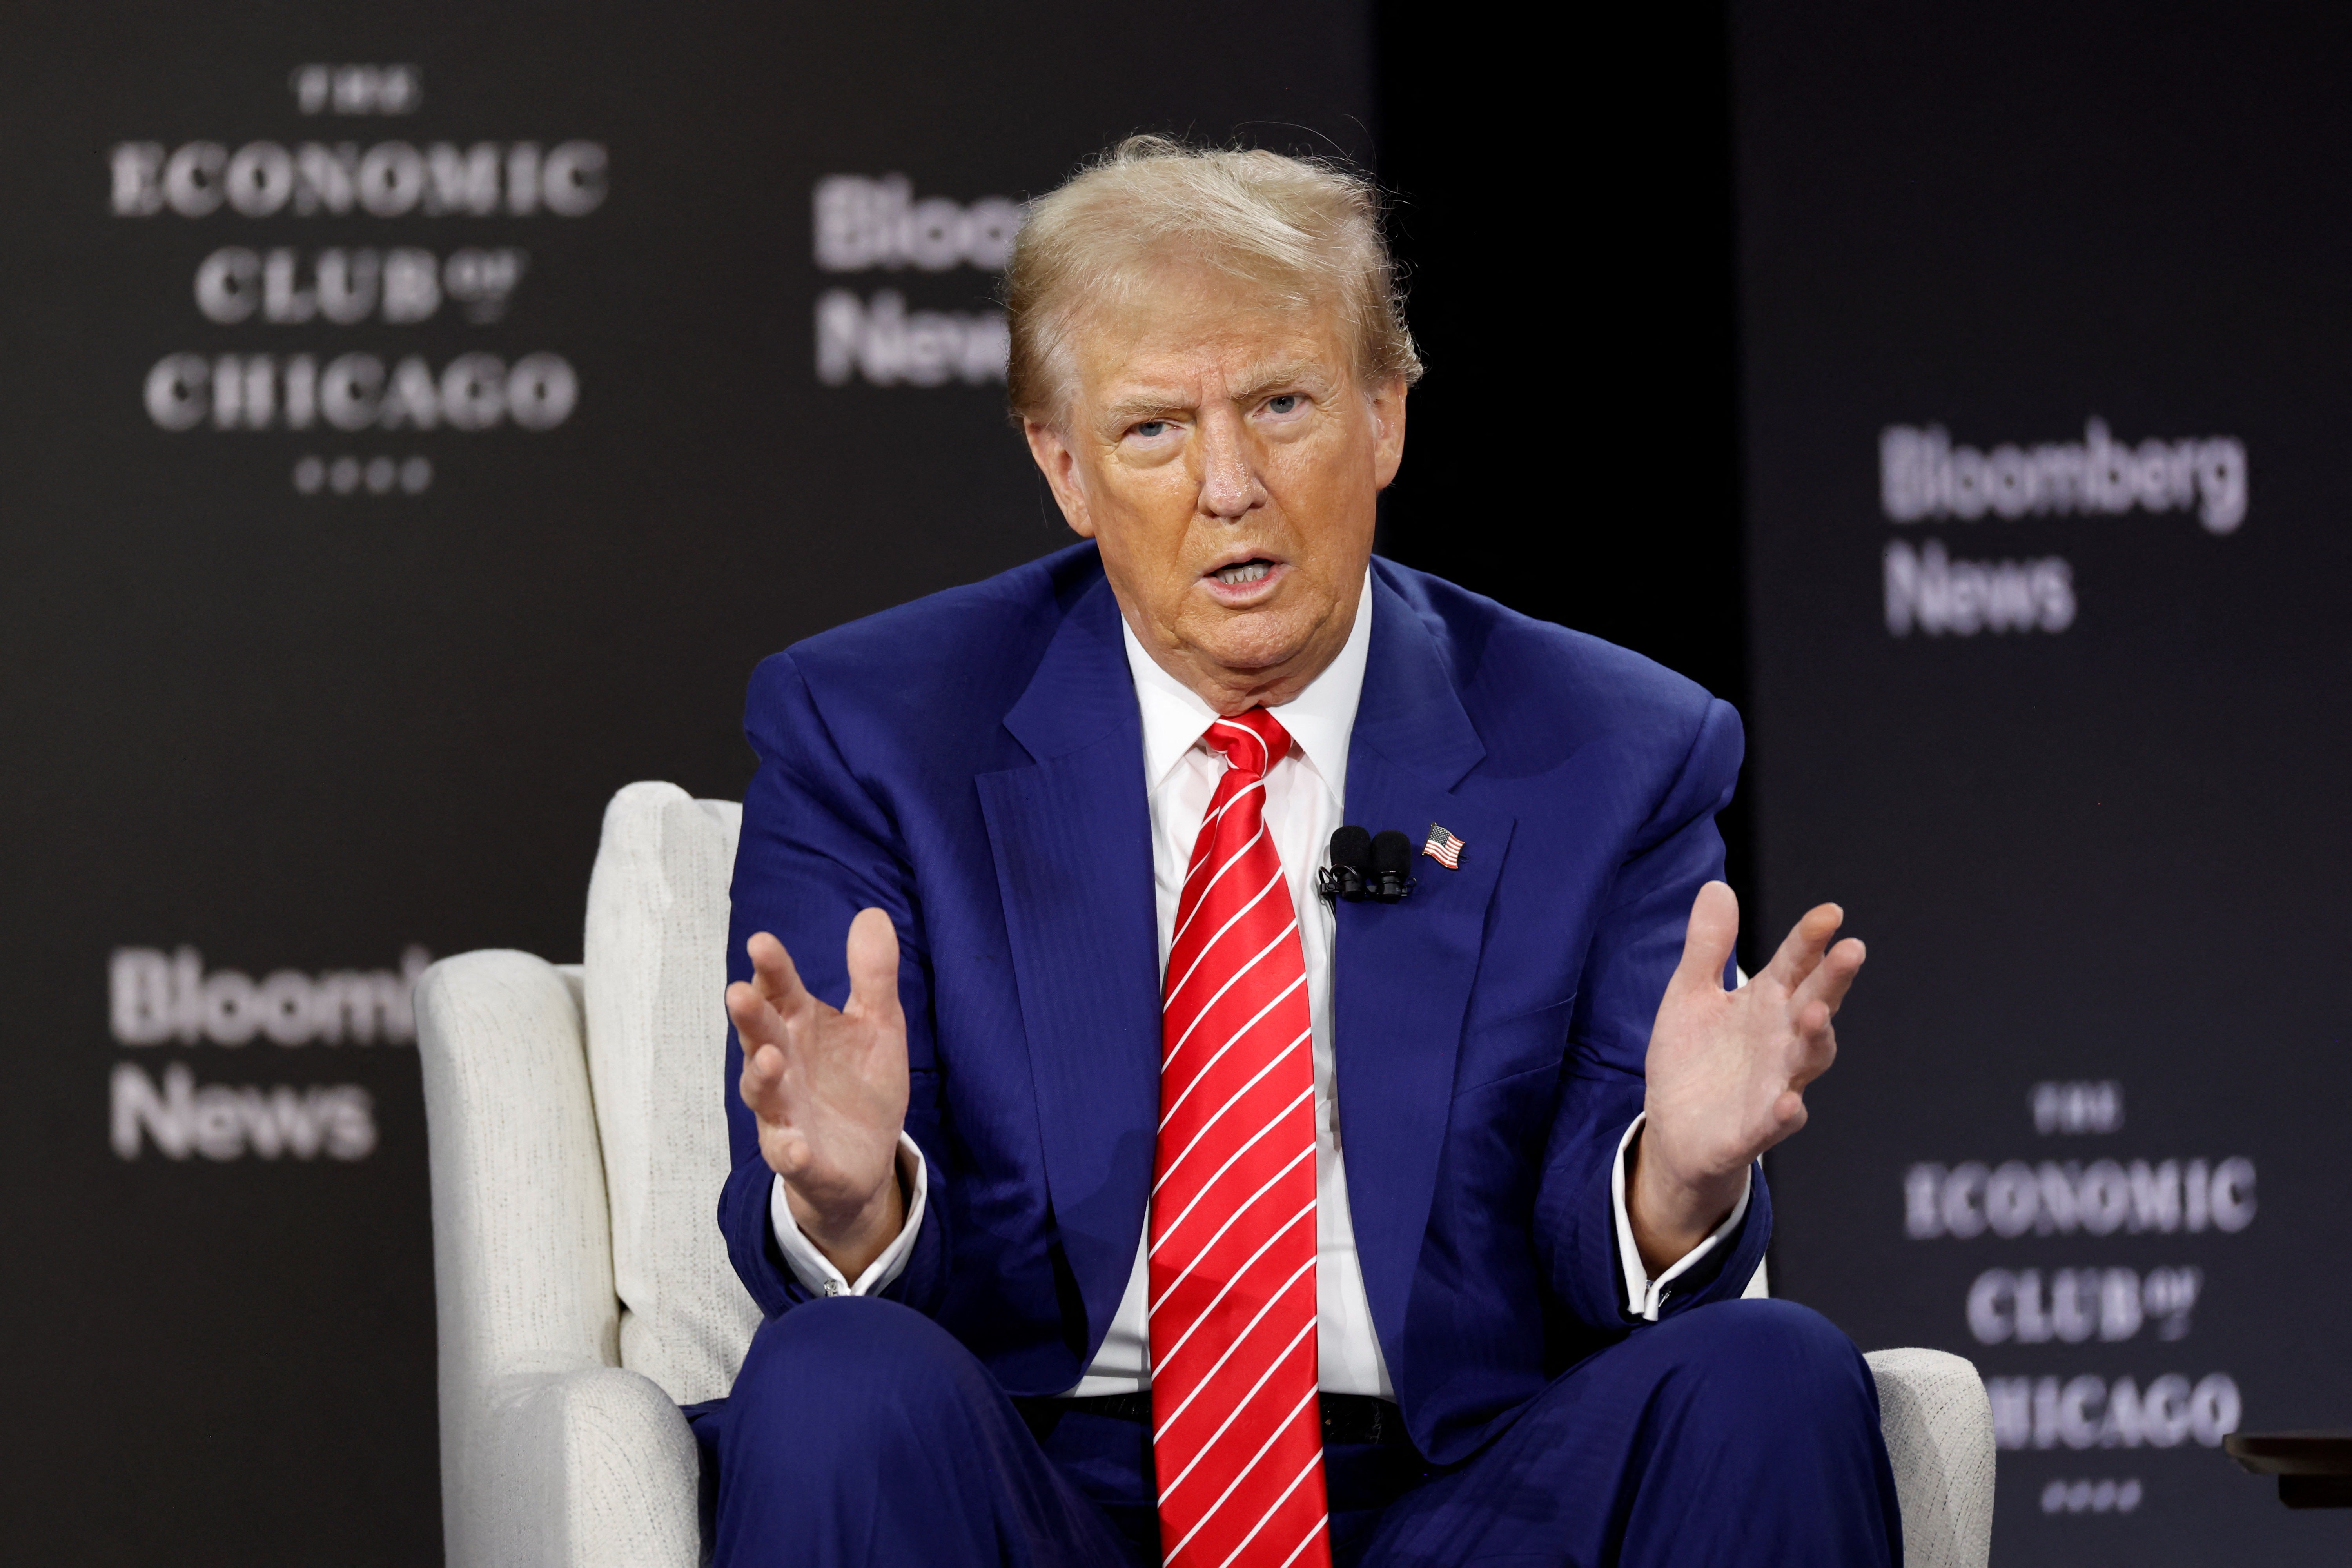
left=1783, top=938, right=1860, bottom=1090
left=1791, top=935, right=1867, bottom=1019
left=1786, top=998, right=1839, bottom=1085
left=731, top=932, right=813, bottom=1114
left=1771, top=1089, right=1810, bottom=1137
left=1761, top=902, right=1844, bottom=993
left=733, top=1013, right=786, bottom=1127
left=747, top=931, right=812, bottom=1014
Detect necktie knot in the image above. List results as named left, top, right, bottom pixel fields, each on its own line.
left=1203, top=707, right=1292, bottom=780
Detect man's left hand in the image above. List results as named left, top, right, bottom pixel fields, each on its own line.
left=1629, top=880, right=1865, bottom=1277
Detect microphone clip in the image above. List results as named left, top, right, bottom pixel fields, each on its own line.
left=1316, top=863, right=1370, bottom=904
left=1320, top=825, right=1416, bottom=906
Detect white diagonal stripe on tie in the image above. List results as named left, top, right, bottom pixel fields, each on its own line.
left=1213, top=1450, right=1328, bottom=1568
left=1163, top=869, right=1287, bottom=1016
left=1157, top=1171, right=1327, bottom=1345
left=1163, top=916, right=1297, bottom=1061
left=1149, top=1148, right=1315, bottom=1320
left=1152, top=1245, right=1318, bottom=1421
left=1149, top=1086, right=1315, bottom=1257
left=1268, top=1509, right=1332, bottom=1568
left=1171, top=822, right=1269, bottom=950
left=1152, top=1203, right=1316, bottom=1371
left=1162, top=1381, right=1322, bottom=1564
left=1181, top=778, right=1267, bottom=887
left=1156, top=1024, right=1310, bottom=1182
left=1160, top=982, right=1306, bottom=1127
left=1157, top=1250, right=1327, bottom=1439
left=1158, top=1311, right=1319, bottom=1499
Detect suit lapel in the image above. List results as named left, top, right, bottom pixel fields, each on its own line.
left=975, top=571, right=1161, bottom=1359
left=973, top=562, right=1516, bottom=1373
left=1336, top=568, right=1516, bottom=1375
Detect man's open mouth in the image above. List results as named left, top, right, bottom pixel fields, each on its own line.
left=1213, top=559, right=1276, bottom=586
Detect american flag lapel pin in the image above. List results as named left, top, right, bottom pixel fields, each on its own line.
left=1421, top=822, right=1464, bottom=869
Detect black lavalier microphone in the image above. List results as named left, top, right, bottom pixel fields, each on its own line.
left=1318, top=826, right=1373, bottom=904
left=1368, top=830, right=1418, bottom=904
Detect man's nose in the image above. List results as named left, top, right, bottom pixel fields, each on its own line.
left=1196, top=408, right=1263, bottom=520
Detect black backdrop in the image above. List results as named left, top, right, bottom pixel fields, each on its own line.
left=1376, top=1, right=1756, bottom=929
left=0, top=4, right=1374, bottom=1561
left=1736, top=3, right=2352, bottom=1562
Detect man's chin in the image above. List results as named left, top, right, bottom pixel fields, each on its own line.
left=1185, top=625, right=1318, bottom=689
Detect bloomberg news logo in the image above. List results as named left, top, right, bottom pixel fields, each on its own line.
left=1875, top=417, right=2249, bottom=639
left=106, top=945, right=429, bottom=1163
left=811, top=174, right=1018, bottom=389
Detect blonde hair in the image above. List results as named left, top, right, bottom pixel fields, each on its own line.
left=1003, top=136, right=1422, bottom=425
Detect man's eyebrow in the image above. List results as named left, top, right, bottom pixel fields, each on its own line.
left=1100, top=390, right=1192, bottom=426
left=1098, top=362, right=1339, bottom=426
left=1227, top=361, right=1333, bottom=401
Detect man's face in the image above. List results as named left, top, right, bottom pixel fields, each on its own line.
left=1025, top=260, right=1406, bottom=713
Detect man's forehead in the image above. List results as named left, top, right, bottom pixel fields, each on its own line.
left=1074, top=303, right=1347, bottom=406
left=1054, top=251, right=1359, bottom=410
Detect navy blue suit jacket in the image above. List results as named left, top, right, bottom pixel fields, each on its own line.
left=718, top=543, right=1768, bottom=1466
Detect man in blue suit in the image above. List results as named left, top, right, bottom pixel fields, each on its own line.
left=702, top=139, right=1900, bottom=1566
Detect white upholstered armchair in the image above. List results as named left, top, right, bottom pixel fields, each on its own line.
left=417, top=781, right=1996, bottom=1568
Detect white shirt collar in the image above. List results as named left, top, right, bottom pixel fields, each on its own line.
left=1122, top=568, right=1374, bottom=804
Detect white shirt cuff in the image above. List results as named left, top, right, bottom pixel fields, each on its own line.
left=769, top=1132, right=929, bottom=1298
left=1611, top=1112, right=1754, bottom=1322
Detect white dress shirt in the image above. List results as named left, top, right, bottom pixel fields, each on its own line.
left=769, top=570, right=1752, bottom=1392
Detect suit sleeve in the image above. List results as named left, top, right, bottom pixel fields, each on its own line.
left=1534, top=696, right=1772, bottom=1331
left=717, top=651, right=952, bottom=1319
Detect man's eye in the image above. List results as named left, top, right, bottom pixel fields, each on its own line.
left=1265, top=394, right=1303, bottom=415
left=1131, top=420, right=1169, bottom=440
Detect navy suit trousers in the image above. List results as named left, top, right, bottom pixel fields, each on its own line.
left=691, top=1296, right=1904, bottom=1568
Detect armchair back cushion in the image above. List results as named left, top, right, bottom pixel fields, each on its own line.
left=581, top=781, right=761, bottom=1404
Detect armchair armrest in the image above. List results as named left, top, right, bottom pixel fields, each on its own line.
left=421, top=951, right=696, bottom=1566
left=1865, top=1347, right=1995, bottom=1568
left=497, top=1365, right=703, bottom=1568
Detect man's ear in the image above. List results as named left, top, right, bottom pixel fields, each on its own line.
left=1367, top=377, right=1408, bottom=491
left=1023, top=418, right=1095, bottom=538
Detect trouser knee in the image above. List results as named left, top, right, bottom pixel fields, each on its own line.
left=1649, top=1299, right=1877, bottom=1432
left=725, top=1297, right=995, bottom=1470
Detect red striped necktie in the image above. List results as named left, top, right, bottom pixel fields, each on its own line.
left=1149, top=707, right=1331, bottom=1568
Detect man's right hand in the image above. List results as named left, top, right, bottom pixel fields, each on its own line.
left=726, top=909, right=911, bottom=1282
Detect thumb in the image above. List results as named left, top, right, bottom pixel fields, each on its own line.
left=1671, top=880, right=1739, bottom=995
left=844, top=907, right=903, bottom=1025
